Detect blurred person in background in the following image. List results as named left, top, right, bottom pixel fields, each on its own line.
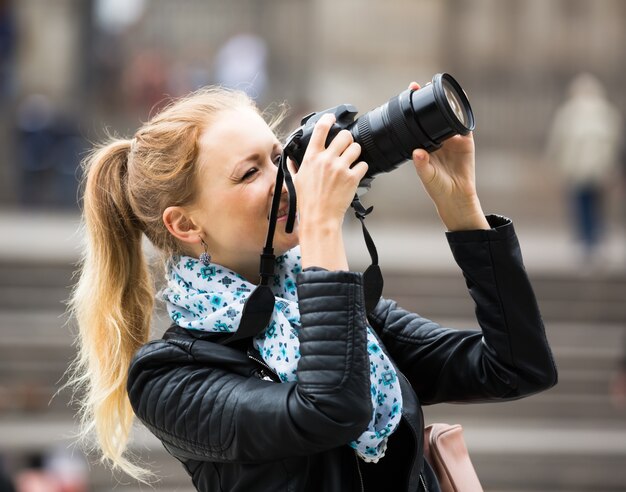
left=610, top=331, right=626, bottom=409
left=15, top=95, right=85, bottom=208
left=0, top=0, right=15, bottom=103
left=68, top=83, right=557, bottom=491
left=14, top=454, right=57, bottom=492
left=546, top=72, right=624, bottom=265
left=15, top=94, right=57, bottom=207
left=13, top=449, right=86, bottom=492
left=0, top=456, right=15, bottom=492
left=212, top=32, right=268, bottom=101
left=123, top=50, right=169, bottom=115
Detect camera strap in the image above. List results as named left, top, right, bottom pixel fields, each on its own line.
left=350, top=195, right=384, bottom=313
left=235, top=147, right=383, bottom=342
left=279, top=145, right=383, bottom=312
left=226, top=151, right=288, bottom=343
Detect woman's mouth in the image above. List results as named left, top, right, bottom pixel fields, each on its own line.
left=276, top=207, right=288, bottom=222
left=267, top=205, right=289, bottom=222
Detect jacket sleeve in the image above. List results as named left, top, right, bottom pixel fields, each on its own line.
left=368, top=215, right=558, bottom=405
left=127, top=270, right=373, bottom=463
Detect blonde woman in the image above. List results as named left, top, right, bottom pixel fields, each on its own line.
left=70, top=84, right=557, bottom=491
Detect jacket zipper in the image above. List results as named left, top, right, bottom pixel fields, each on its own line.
left=250, top=350, right=366, bottom=491
left=247, top=352, right=279, bottom=381
left=419, top=472, right=428, bottom=491
left=399, top=372, right=423, bottom=491
left=365, top=328, right=423, bottom=492
left=353, top=451, right=365, bottom=492
left=247, top=353, right=367, bottom=492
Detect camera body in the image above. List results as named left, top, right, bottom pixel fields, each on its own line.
left=284, top=73, right=474, bottom=187
left=285, top=104, right=359, bottom=157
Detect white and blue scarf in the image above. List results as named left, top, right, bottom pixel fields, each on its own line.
left=161, top=246, right=403, bottom=462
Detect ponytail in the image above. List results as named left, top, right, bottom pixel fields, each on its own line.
left=67, top=87, right=257, bottom=483
left=68, top=139, right=154, bottom=481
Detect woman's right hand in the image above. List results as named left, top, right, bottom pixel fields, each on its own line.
left=289, top=113, right=368, bottom=271
left=290, top=114, right=368, bottom=230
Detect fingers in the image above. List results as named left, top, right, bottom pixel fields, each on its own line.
left=412, top=148, right=429, bottom=162
left=301, top=116, right=363, bottom=183
left=412, top=148, right=435, bottom=184
left=350, top=160, right=369, bottom=181
left=306, top=114, right=355, bottom=157
left=326, top=129, right=354, bottom=155
left=306, top=113, right=336, bottom=152
left=408, top=81, right=421, bottom=91
left=340, top=141, right=362, bottom=165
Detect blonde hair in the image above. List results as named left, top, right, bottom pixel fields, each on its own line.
left=67, top=87, right=255, bottom=481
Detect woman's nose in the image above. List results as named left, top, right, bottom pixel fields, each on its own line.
left=273, top=175, right=289, bottom=199
left=267, top=156, right=288, bottom=190
left=265, top=161, right=283, bottom=198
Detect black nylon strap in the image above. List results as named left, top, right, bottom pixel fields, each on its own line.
left=281, top=154, right=297, bottom=233
left=229, top=151, right=291, bottom=343
left=224, top=284, right=276, bottom=343
left=351, top=195, right=384, bottom=313
left=262, top=153, right=286, bottom=254
left=232, top=146, right=385, bottom=342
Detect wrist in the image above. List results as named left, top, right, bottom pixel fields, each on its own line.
left=436, top=196, right=490, bottom=231
left=298, top=216, right=343, bottom=239
left=299, top=221, right=349, bottom=271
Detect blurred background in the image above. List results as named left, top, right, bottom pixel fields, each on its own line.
left=0, top=0, right=625, bottom=490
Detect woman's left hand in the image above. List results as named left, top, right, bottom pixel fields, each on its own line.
left=408, top=82, right=490, bottom=231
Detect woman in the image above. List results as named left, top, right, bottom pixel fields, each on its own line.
left=69, top=83, right=557, bottom=491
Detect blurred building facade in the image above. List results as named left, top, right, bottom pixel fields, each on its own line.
left=1, top=0, right=625, bottom=222
left=1, top=2, right=625, bottom=490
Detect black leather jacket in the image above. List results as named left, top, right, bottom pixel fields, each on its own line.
left=127, top=216, right=557, bottom=491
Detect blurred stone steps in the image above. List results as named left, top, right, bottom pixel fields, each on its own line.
left=474, top=453, right=626, bottom=491
left=4, top=385, right=625, bottom=424
left=1, top=417, right=624, bottom=491
left=1, top=259, right=625, bottom=491
left=424, top=393, right=626, bottom=422
left=1, top=309, right=624, bottom=420
left=383, top=271, right=626, bottom=323
left=1, top=262, right=625, bottom=323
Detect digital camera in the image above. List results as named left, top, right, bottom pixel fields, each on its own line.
left=284, top=73, right=475, bottom=188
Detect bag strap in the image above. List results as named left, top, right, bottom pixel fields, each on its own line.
left=423, top=423, right=484, bottom=492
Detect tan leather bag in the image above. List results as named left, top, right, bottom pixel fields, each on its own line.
left=423, top=423, right=483, bottom=492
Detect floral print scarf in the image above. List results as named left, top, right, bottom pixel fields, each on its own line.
left=161, top=246, right=403, bottom=462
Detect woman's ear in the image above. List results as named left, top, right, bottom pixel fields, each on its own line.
left=162, top=206, right=201, bottom=246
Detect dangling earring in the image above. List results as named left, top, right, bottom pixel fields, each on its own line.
left=199, top=237, right=212, bottom=265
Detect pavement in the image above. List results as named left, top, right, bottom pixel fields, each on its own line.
left=1, top=208, right=624, bottom=275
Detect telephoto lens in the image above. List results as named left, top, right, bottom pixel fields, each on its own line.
left=284, top=73, right=475, bottom=183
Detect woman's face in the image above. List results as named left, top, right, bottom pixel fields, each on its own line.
left=190, top=106, right=299, bottom=277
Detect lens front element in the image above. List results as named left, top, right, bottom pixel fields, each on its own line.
left=432, top=73, right=475, bottom=135
left=443, top=79, right=469, bottom=128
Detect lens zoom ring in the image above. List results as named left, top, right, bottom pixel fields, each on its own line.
left=357, top=117, right=379, bottom=160
left=387, top=98, right=413, bottom=158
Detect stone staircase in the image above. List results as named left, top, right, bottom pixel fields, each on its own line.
left=384, top=270, right=626, bottom=491
left=0, top=260, right=625, bottom=491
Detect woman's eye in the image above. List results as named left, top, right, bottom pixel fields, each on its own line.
left=242, top=168, right=258, bottom=180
